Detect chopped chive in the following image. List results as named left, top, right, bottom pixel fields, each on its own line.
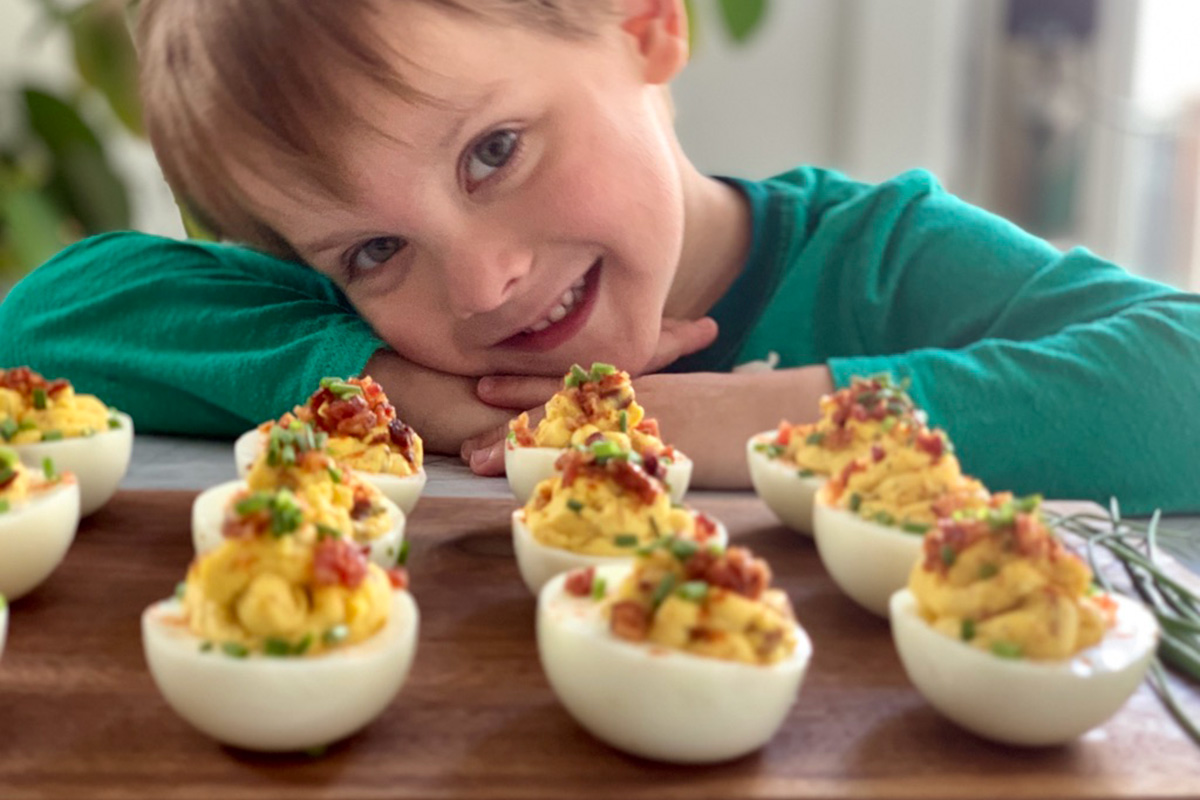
left=676, top=580, right=709, bottom=603
left=41, top=457, right=57, bottom=481
left=648, top=516, right=660, bottom=536
left=940, top=544, right=957, bottom=567
left=199, top=641, right=214, bottom=653
left=566, top=498, right=585, bottom=514
left=17, top=419, right=37, bottom=432
left=667, top=537, right=698, bottom=562
left=0, top=418, right=16, bottom=440
left=234, top=492, right=271, bottom=515
left=797, top=468, right=816, bottom=478
left=991, top=641, right=1022, bottom=659
left=978, top=563, right=999, bottom=579
left=901, top=521, right=930, bottom=534
left=589, top=439, right=623, bottom=461
left=41, top=430, right=63, bottom=441
left=0, top=448, right=15, bottom=468
left=619, top=410, right=628, bottom=433
left=591, top=576, right=607, bottom=600
left=0, top=499, right=9, bottom=514
left=589, top=363, right=616, bottom=378
left=614, top=534, right=639, bottom=548
left=651, top=574, right=677, bottom=608
left=293, top=634, right=313, bottom=655
left=32, top=387, right=47, bottom=410
left=765, top=443, right=786, bottom=458
left=319, top=377, right=364, bottom=399
left=880, top=416, right=897, bottom=432
left=264, top=638, right=292, bottom=657
left=222, top=642, right=250, bottom=658
left=848, top=493, right=862, bottom=512
left=396, top=539, right=410, bottom=566
left=565, top=364, right=590, bottom=388
left=506, top=430, right=517, bottom=443
left=873, top=511, right=895, bottom=526
left=960, top=619, right=976, bottom=641
left=107, top=416, right=121, bottom=429
left=327, top=466, right=342, bottom=484
left=0, top=467, right=14, bottom=486
left=174, top=581, right=187, bottom=600
left=805, top=432, right=825, bottom=446
left=323, top=624, right=350, bottom=646
left=316, top=523, right=343, bottom=540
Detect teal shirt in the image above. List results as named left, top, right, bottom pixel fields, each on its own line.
left=2, top=168, right=1197, bottom=512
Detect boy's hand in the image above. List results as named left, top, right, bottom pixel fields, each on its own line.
left=464, top=366, right=834, bottom=487
left=363, top=350, right=517, bottom=456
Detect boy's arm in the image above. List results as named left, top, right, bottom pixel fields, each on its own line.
left=0, top=232, right=508, bottom=448
left=810, top=170, right=1200, bottom=514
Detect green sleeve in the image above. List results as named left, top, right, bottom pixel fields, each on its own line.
left=804, top=170, right=1198, bottom=514
left=0, top=232, right=385, bottom=436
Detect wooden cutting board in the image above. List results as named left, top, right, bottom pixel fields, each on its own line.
left=1, top=492, right=1197, bottom=799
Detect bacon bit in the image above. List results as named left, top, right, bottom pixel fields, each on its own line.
left=693, top=512, right=718, bottom=542
left=45, top=378, right=70, bottom=396
left=509, top=413, right=538, bottom=447
left=0, top=469, right=17, bottom=491
left=313, top=537, right=369, bottom=588
left=388, top=418, right=417, bottom=461
left=596, top=371, right=628, bottom=397
left=584, top=431, right=607, bottom=446
left=922, top=518, right=985, bottom=573
left=221, top=509, right=268, bottom=540
left=775, top=421, right=793, bottom=446
left=564, top=566, right=596, bottom=597
left=870, top=444, right=886, bottom=462
left=575, top=387, right=602, bottom=419
left=686, top=546, right=770, bottom=599
left=1013, top=513, right=1052, bottom=560
left=386, top=566, right=409, bottom=590
left=641, top=451, right=661, bottom=479
left=609, top=459, right=661, bottom=505
left=824, top=427, right=853, bottom=450
left=610, top=601, right=650, bottom=642
left=350, top=494, right=374, bottom=520
left=870, top=402, right=889, bottom=421
left=1092, top=592, right=1119, bottom=626
left=915, top=430, right=945, bottom=462
left=851, top=404, right=870, bottom=422
left=635, top=418, right=661, bottom=439
left=0, top=366, right=66, bottom=400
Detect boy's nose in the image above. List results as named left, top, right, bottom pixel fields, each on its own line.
left=442, top=242, right=533, bottom=319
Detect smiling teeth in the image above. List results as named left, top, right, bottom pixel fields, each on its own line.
left=525, top=277, right=588, bottom=334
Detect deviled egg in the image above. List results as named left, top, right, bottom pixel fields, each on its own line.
left=1, top=366, right=132, bottom=516
left=513, top=438, right=725, bottom=595
left=506, top=363, right=691, bottom=504
left=0, top=447, right=81, bottom=600
left=144, top=487, right=418, bottom=752
left=890, top=496, right=1158, bottom=746
left=748, top=375, right=923, bottom=535
left=235, top=376, right=425, bottom=514
left=198, top=421, right=404, bottom=570
left=538, top=540, right=812, bottom=763
left=812, top=426, right=989, bottom=617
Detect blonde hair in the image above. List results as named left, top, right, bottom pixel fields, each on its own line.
left=135, top=1, right=616, bottom=255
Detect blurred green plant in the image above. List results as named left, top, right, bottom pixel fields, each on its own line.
left=1, top=0, right=140, bottom=283
left=685, top=0, right=771, bottom=51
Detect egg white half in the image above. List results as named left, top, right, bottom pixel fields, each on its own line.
left=12, top=412, right=132, bottom=517
left=234, top=428, right=426, bottom=515
left=812, top=493, right=923, bottom=618
left=746, top=430, right=824, bottom=536
left=505, top=445, right=692, bottom=506
left=191, top=479, right=407, bottom=570
left=889, top=588, right=1158, bottom=746
left=512, top=509, right=729, bottom=596
left=0, top=480, right=81, bottom=600
left=142, top=589, right=419, bottom=752
left=538, top=564, right=812, bottom=763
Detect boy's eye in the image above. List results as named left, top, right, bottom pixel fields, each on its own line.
left=465, top=129, right=519, bottom=186
left=349, top=236, right=404, bottom=274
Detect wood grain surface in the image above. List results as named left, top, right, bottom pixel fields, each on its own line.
left=1, top=492, right=1197, bottom=800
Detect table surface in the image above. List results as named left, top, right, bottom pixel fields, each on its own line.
left=2, top=486, right=1198, bottom=800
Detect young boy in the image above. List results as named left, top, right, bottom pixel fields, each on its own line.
left=0, top=0, right=1196, bottom=513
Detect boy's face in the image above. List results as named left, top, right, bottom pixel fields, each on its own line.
left=239, top=3, right=687, bottom=378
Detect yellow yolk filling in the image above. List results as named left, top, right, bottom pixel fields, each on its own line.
left=522, top=371, right=667, bottom=455
left=836, top=445, right=988, bottom=528
left=246, top=456, right=391, bottom=543
left=785, top=416, right=920, bottom=476
left=0, top=386, right=112, bottom=443
left=182, top=534, right=392, bottom=652
left=0, top=459, right=33, bottom=507
left=613, top=550, right=797, bottom=665
left=524, top=473, right=693, bottom=556
left=910, top=523, right=1109, bottom=660
left=324, top=432, right=423, bottom=477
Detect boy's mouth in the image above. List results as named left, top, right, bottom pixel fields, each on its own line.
left=498, top=259, right=601, bottom=352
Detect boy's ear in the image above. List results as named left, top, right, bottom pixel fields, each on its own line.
left=620, top=0, right=689, bottom=85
